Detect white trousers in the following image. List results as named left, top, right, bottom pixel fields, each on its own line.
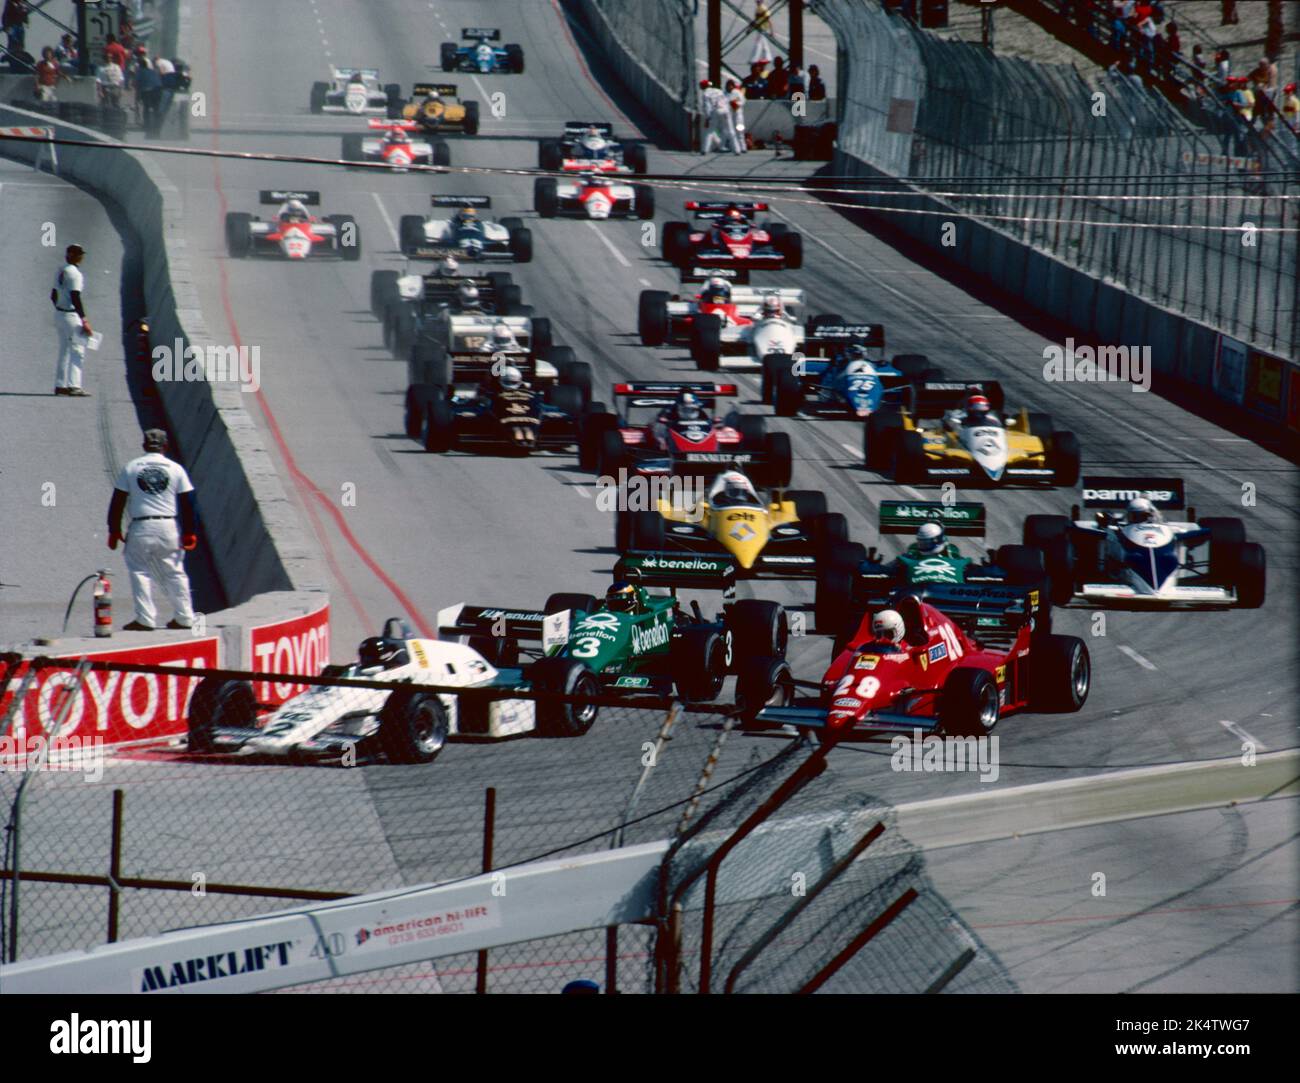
left=124, top=519, right=195, bottom=628
left=704, top=112, right=732, bottom=153
left=54, top=310, right=85, bottom=389
left=731, top=113, right=747, bottom=153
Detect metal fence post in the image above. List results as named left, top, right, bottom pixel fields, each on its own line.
left=107, top=789, right=124, bottom=943
left=475, top=785, right=496, bottom=994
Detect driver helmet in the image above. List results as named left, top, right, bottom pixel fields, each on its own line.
left=457, top=205, right=478, bottom=225
left=387, top=127, right=411, bottom=144
left=701, top=277, right=731, bottom=304
left=725, top=207, right=744, bottom=223
left=761, top=295, right=783, bottom=319
left=357, top=636, right=407, bottom=670
left=438, top=255, right=460, bottom=276
left=581, top=127, right=606, bottom=152
left=498, top=364, right=524, bottom=391
left=871, top=609, right=905, bottom=645
left=283, top=199, right=309, bottom=221
left=965, top=392, right=992, bottom=420
left=915, top=521, right=946, bottom=554
left=349, top=70, right=365, bottom=83
left=490, top=322, right=516, bottom=349
left=1125, top=497, right=1159, bottom=525
left=606, top=580, right=639, bottom=613
left=719, top=470, right=755, bottom=504
left=676, top=390, right=703, bottom=422
left=456, top=282, right=481, bottom=308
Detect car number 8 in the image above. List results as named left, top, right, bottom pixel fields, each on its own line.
left=572, top=637, right=601, bottom=658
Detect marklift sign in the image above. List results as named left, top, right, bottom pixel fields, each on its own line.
left=0, top=638, right=219, bottom=747
left=247, top=600, right=331, bottom=705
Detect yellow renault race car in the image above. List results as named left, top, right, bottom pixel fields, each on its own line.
left=863, top=379, right=1081, bottom=487
left=391, top=83, right=480, bottom=135
left=614, top=468, right=852, bottom=579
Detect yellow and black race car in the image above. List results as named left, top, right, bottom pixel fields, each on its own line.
left=863, top=379, right=1081, bottom=487
left=614, top=467, right=851, bottom=580
left=390, top=83, right=480, bottom=135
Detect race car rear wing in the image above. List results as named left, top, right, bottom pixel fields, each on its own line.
left=413, top=83, right=458, bottom=97
left=615, top=551, right=738, bottom=593
left=912, top=379, right=1005, bottom=417
left=879, top=501, right=987, bottom=536
left=369, top=118, right=420, bottom=131
left=686, top=201, right=769, bottom=219
left=437, top=604, right=570, bottom=656
left=911, top=582, right=1038, bottom=633
left=680, top=265, right=750, bottom=285
left=807, top=323, right=885, bottom=348
left=1079, top=476, right=1186, bottom=511
left=462, top=28, right=501, bottom=40
left=331, top=67, right=379, bottom=79
left=613, top=382, right=738, bottom=399
left=432, top=194, right=492, bottom=208
left=564, top=121, right=614, bottom=135
left=260, top=190, right=320, bottom=204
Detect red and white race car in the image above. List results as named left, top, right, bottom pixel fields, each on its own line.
left=533, top=171, right=654, bottom=220
left=224, top=190, right=361, bottom=261
left=757, top=585, right=1090, bottom=738
left=537, top=121, right=647, bottom=175
left=662, top=201, right=802, bottom=272
left=342, top=120, right=449, bottom=172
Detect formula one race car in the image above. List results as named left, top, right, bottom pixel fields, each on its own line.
left=224, top=190, right=360, bottom=261
left=372, top=268, right=525, bottom=359
left=439, top=553, right=792, bottom=715
left=538, top=122, right=647, bottom=174
left=185, top=619, right=588, bottom=763
left=863, top=381, right=1081, bottom=487
left=662, top=202, right=802, bottom=272
left=310, top=67, right=401, bottom=115
left=815, top=500, right=1057, bottom=636
left=583, top=381, right=793, bottom=487
left=342, top=120, right=449, bottom=171
left=441, top=28, right=524, bottom=74
left=390, top=82, right=480, bottom=134
left=533, top=171, right=654, bottom=220
left=756, top=585, right=1090, bottom=739
left=616, top=467, right=852, bottom=583
left=399, top=195, right=532, bottom=262
left=1021, top=476, right=1266, bottom=609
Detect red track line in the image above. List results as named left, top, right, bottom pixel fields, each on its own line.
left=204, top=0, right=435, bottom=639
left=549, top=0, right=637, bottom=132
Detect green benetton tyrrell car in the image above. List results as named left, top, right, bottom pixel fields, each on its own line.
left=437, top=553, right=794, bottom=723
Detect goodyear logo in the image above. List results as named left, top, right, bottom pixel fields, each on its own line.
left=855, top=655, right=879, bottom=670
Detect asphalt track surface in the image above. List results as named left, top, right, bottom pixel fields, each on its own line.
left=13, top=0, right=1296, bottom=991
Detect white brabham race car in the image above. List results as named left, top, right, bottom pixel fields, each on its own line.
left=310, top=67, right=401, bottom=115
left=533, top=172, right=654, bottom=220
left=185, top=619, right=600, bottom=764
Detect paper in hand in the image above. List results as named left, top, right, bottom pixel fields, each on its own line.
left=85, top=332, right=104, bottom=351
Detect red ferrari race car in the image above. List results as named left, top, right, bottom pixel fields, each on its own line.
left=755, top=585, right=1090, bottom=738
left=224, top=190, right=360, bottom=261
left=582, top=381, right=792, bottom=488
left=661, top=202, right=802, bottom=272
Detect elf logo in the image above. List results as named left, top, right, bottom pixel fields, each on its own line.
left=630, top=620, right=670, bottom=655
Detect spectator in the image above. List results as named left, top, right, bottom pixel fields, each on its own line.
left=787, top=64, right=806, bottom=99
left=1251, top=57, right=1277, bottom=127
left=33, top=47, right=66, bottom=101
left=807, top=64, right=826, bottom=101
left=1191, top=44, right=1205, bottom=71
left=1215, top=49, right=1230, bottom=84
left=1158, top=21, right=1180, bottom=77
left=2, top=0, right=27, bottom=61
left=135, top=52, right=163, bottom=135
left=726, top=78, right=747, bottom=154
left=699, top=79, right=730, bottom=153
left=54, top=32, right=78, bottom=71
left=743, top=60, right=768, bottom=100
left=155, top=55, right=177, bottom=120
left=767, top=55, right=788, bottom=99
left=103, top=32, right=129, bottom=72
left=750, top=1, right=774, bottom=65
left=97, top=51, right=125, bottom=108
left=1221, top=1, right=1238, bottom=26
left=1109, top=1, right=1128, bottom=50
left=1135, top=10, right=1158, bottom=68
left=1281, top=82, right=1300, bottom=136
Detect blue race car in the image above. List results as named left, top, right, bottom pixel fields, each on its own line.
left=440, top=29, right=524, bottom=74
left=761, top=323, right=941, bottom=418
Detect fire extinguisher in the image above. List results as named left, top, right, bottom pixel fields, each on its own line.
left=93, top=569, right=113, bottom=638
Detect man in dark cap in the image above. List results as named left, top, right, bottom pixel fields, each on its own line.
left=106, top=429, right=198, bottom=631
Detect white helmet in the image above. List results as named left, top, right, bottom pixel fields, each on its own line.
left=457, top=282, right=480, bottom=308
left=491, top=322, right=516, bottom=348
left=1126, top=497, right=1158, bottom=525
left=761, top=296, right=783, bottom=318
left=916, top=521, right=946, bottom=554
left=283, top=200, right=309, bottom=221
left=844, top=359, right=872, bottom=376
left=719, top=470, right=754, bottom=503
left=871, top=609, right=905, bottom=645
left=581, top=127, right=605, bottom=152
left=499, top=364, right=523, bottom=391
left=438, top=256, right=460, bottom=276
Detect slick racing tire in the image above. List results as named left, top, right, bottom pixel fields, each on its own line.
left=546, top=593, right=598, bottom=617
left=1048, top=431, right=1081, bottom=487
left=224, top=212, right=253, bottom=259
left=538, top=139, right=563, bottom=171
left=624, top=142, right=647, bottom=174
left=890, top=354, right=930, bottom=380
left=1026, top=411, right=1053, bottom=438
left=341, top=133, right=364, bottom=163
left=549, top=383, right=585, bottom=419
left=370, top=269, right=400, bottom=320
left=734, top=655, right=795, bottom=724
left=399, top=214, right=425, bottom=255
left=863, top=410, right=902, bottom=473
left=760, top=431, right=794, bottom=490
left=939, top=668, right=1001, bottom=737
left=556, top=358, right=593, bottom=406
left=432, top=140, right=451, bottom=167
left=734, top=414, right=767, bottom=451
left=810, top=512, right=849, bottom=562
left=187, top=677, right=256, bottom=754
left=892, top=430, right=927, bottom=484
left=329, top=214, right=360, bottom=261
left=1029, top=635, right=1091, bottom=713
left=310, top=81, right=327, bottom=114
left=638, top=290, right=671, bottom=346
left=509, top=226, right=534, bottom=263
left=531, top=657, right=600, bottom=737
left=468, top=635, right=519, bottom=668
left=627, top=510, right=665, bottom=552
left=994, top=543, right=1061, bottom=618
left=761, top=353, right=791, bottom=404
left=440, top=43, right=457, bottom=72
left=691, top=313, right=723, bottom=371
left=671, top=627, right=728, bottom=703
left=662, top=221, right=690, bottom=267
left=778, top=231, right=803, bottom=270
left=463, top=100, right=480, bottom=135
left=1201, top=517, right=1246, bottom=581
left=805, top=312, right=845, bottom=334
left=1023, top=514, right=1071, bottom=549
left=580, top=410, right=618, bottom=472
left=534, top=177, right=559, bottom=217
left=729, top=599, right=789, bottom=660
left=411, top=337, right=452, bottom=386
left=505, top=44, right=525, bottom=74
left=422, top=393, right=455, bottom=453
left=387, top=304, right=417, bottom=359
left=786, top=490, right=828, bottom=521
left=634, top=184, right=655, bottom=219
left=598, top=427, right=629, bottom=477
left=774, top=363, right=804, bottom=417
left=1235, top=542, right=1266, bottom=609
left=815, top=554, right=858, bottom=637
left=379, top=692, right=449, bottom=764
left=405, top=383, right=439, bottom=441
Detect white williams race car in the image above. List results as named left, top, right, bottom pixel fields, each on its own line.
left=342, top=120, right=449, bottom=172
left=185, top=619, right=600, bottom=764
left=310, top=67, right=401, bottom=115
left=533, top=172, right=654, bottom=220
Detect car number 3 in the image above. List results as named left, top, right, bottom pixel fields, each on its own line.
left=572, top=637, right=602, bottom=658
left=833, top=675, right=880, bottom=699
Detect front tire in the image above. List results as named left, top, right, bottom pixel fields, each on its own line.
left=187, top=677, right=256, bottom=753
left=1030, top=635, right=1090, bottom=712
left=671, top=627, right=727, bottom=702
left=940, top=668, right=1001, bottom=737
left=379, top=692, right=449, bottom=764
left=530, top=657, right=600, bottom=737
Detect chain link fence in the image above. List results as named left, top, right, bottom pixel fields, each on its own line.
left=818, top=0, right=1297, bottom=359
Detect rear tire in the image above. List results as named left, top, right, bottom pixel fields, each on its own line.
left=405, top=383, right=437, bottom=441
left=760, top=431, right=793, bottom=490
left=634, top=184, right=655, bottom=219
left=627, top=509, right=665, bottom=552
left=534, top=177, right=559, bottom=217
left=538, top=139, right=562, bottom=171
left=505, top=45, right=525, bottom=74
left=729, top=599, right=789, bottom=660
left=370, top=269, right=400, bottom=320
left=580, top=411, right=618, bottom=472
left=224, top=212, right=252, bottom=258
left=778, top=231, right=803, bottom=269
left=774, top=365, right=803, bottom=417
left=598, top=428, right=629, bottom=477
left=1030, top=635, right=1091, bottom=712
left=671, top=628, right=727, bottom=702
left=331, top=214, right=360, bottom=261
left=422, top=395, right=455, bottom=452
left=399, top=214, right=425, bottom=255
left=463, top=100, right=480, bottom=135
left=786, top=490, right=827, bottom=521
left=893, top=430, right=927, bottom=484
left=734, top=656, right=794, bottom=722
left=663, top=221, right=690, bottom=266
left=1049, top=431, right=1081, bottom=487
left=440, top=43, right=457, bottom=72
left=432, top=141, right=451, bottom=167
left=510, top=227, right=533, bottom=263
left=545, top=592, right=597, bottom=617
left=691, top=313, right=723, bottom=370
left=1202, top=517, right=1246, bottom=581
left=1235, top=542, right=1266, bottom=608
left=341, top=133, right=364, bottom=162
left=310, top=82, right=327, bottom=114
left=815, top=556, right=857, bottom=637
left=890, top=354, right=929, bottom=380
left=864, top=410, right=902, bottom=472
left=624, top=142, right=647, bottom=174
left=638, top=290, right=671, bottom=346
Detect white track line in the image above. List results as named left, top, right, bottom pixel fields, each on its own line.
left=1117, top=645, right=1158, bottom=671
left=585, top=221, right=631, bottom=267
left=370, top=191, right=400, bottom=249
left=1218, top=720, right=1266, bottom=749
left=900, top=485, right=925, bottom=499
